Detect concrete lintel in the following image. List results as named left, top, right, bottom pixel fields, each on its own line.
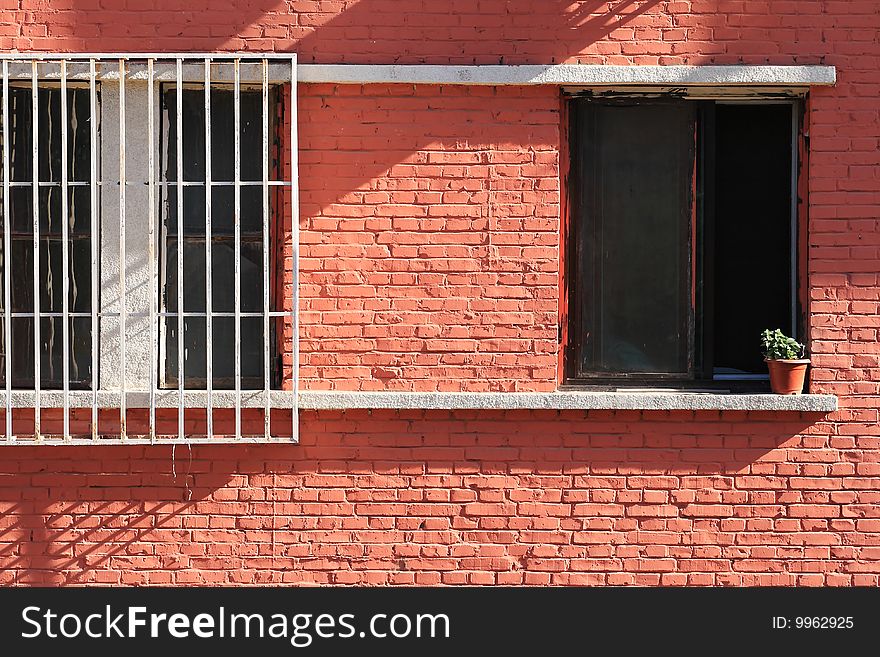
left=298, top=64, right=837, bottom=87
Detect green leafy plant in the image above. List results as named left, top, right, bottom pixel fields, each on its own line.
left=761, top=329, right=805, bottom=361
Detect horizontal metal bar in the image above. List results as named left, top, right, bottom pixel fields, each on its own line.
left=5, top=62, right=294, bottom=84
left=0, top=53, right=298, bottom=60
left=0, top=434, right=298, bottom=445
left=154, top=181, right=292, bottom=186
left=0, top=312, right=97, bottom=318
left=0, top=390, right=298, bottom=408
left=7, top=234, right=92, bottom=239
left=165, top=236, right=266, bottom=243
left=0, top=311, right=294, bottom=318
left=6, top=181, right=95, bottom=187
left=3, top=180, right=293, bottom=187
left=157, top=312, right=290, bottom=318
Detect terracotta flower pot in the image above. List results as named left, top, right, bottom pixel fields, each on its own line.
left=765, top=358, right=810, bottom=395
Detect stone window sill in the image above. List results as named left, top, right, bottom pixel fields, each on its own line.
left=298, top=391, right=837, bottom=413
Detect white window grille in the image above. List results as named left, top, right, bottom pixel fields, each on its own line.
left=0, top=53, right=299, bottom=444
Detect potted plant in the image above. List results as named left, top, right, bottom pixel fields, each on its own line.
left=761, top=328, right=809, bottom=395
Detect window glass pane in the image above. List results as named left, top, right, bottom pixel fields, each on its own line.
left=240, top=316, right=265, bottom=384
left=0, top=316, right=91, bottom=389
left=163, top=238, right=264, bottom=315
left=205, top=88, right=264, bottom=183
left=206, top=316, right=263, bottom=388
left=8, top=185, right=91, bottom=234
left=164, top=184, right=264, bottom=236
left=162, top=238, right=205, bottom=314
left=164, top=316, right=264, bottom=389
left=210, top=316, right=235, bottom=385
left=6, top=238, right=91, bottom=314
left=208, top=185, right=264, bottom=235
left=163, top=185, right=206, bottom=236
left=164, top=86, right=270, bottom=183
left=8, top=86, right=92, bottom=183
left=163, top=316, right=208, bottom=386
left=166, top=87, right=206, bottom=182
left=572, top=101, right=694, bottom=375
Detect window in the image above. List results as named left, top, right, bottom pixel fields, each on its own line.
left=566, top=94, right=801, bottom=388
left=159, top=84, right=283, bottom=390
left=0, top=55, right=298, bottom=442
left=2, top=84, right=94, bottom=390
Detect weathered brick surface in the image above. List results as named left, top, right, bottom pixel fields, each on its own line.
left=0, top=2, right=877, bottom=584
left=4, top=410, right=877, bottom=586
left=0, top=1, right=865, bottom=66
left=299, top=84, right=560, bottom=392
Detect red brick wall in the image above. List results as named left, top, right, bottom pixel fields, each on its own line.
left=299, top=84, right=560, bottom=392
left=0, top=1, right=862, bottom=66
left=0, top=1, right=878, bottom=585
left=5, top=409, right=874, bottom=586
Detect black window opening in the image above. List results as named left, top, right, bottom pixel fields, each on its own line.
left=159, top=84, right=284, bottom=390
left=566, top=96, right=800, bottom=388
left=0, top=85, right=94, bottom=390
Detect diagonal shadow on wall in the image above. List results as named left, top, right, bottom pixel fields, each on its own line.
left=51, top=1, right=664, bottom=65
left=0, top=446, right=233, bottom=584
left=290, top=0, right=666, bottom=64
left=0, top=410, right=827, bottom=584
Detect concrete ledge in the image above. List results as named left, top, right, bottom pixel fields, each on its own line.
left=299, top=391, right=838, bottom=413
left=0, top=390, right=837, bottom=413
left=298, top=64, right=837, bottom=87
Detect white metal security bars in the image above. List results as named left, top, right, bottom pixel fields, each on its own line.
left=0, top=54, right=299, bottom=444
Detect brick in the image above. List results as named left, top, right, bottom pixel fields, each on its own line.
left=0, top=0, right=875, bottom=588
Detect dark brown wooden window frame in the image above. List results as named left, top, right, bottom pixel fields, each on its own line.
left=563, top=92, right=806, bottom=391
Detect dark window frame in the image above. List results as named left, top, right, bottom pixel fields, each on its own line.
left=563, top=92, right=805, bottom=390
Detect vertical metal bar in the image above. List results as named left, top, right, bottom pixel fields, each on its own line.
left=31, top=61, right=40, bottom=440
left=790, top=101, right=798, bottom=339
left=60, top=60, right=70, bottom=441
left=261, top=59, right=270, bottom=439
left=118, top=58, right=127, bottom=439
left=1, top=60, right=11, bottom=441
left=290, top=56, right=299, bottom=442
left=148, top=58, right=156, bottom=442
left=176, top=58, right=184, bottom=439
left=204, top=59, right=213, bottom=440
left=89, top=59, right=98, bottom=439
left=233, top=58, right=241, bottom=440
